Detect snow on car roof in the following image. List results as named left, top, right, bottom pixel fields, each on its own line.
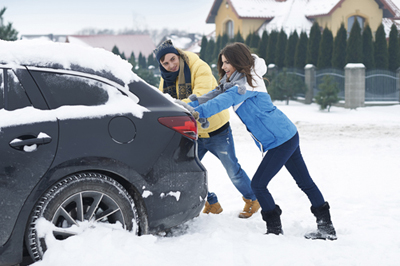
left=0, top=39, right=140, bottom=85
left=0, top=39, right=150, bottom=130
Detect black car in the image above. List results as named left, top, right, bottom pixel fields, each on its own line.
left=0, top=40, right=207, bottom=266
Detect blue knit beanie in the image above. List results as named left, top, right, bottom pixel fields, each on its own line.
left=154, top=39, right=179, bottom=63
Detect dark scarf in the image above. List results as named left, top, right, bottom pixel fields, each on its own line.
left=160, top=50, right=192, bottom=99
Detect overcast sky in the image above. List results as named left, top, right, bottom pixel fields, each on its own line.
left=1, top=0, right=216, bottom=36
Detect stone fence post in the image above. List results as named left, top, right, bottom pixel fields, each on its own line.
left=344, top=63, right=365, bottom=109
left=397, top=67, right=400, bottom=103
left=304, top=64, right=316, bottom=104
left=268, top=64, right=276, bottom=76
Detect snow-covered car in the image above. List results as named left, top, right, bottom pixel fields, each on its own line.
left=0, top=40, right=207, bottom=266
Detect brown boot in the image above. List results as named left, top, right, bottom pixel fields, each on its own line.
left=203, top=201, right=223, bottom=214
left=239, top=197, right=261, bottom=218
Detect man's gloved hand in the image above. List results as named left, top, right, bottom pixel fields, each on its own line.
left=198, top=117, right=210, bottom=129
left=191, top=111, right=199, bottom=120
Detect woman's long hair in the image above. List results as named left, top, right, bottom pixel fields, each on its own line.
left=217, top=42, right=256, bottom=88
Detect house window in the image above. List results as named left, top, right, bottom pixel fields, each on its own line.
left=225, top=20, right=234, bottom=39
left=348, top=16, right=365, bottom=35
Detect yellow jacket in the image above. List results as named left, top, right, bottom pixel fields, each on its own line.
left=159, top=51, right=229, bottom=138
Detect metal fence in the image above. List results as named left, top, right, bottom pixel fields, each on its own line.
left=365, top=69, right=399, bottom=101
left=272, top=67, right=399, bottom=102
left=316, top=68, right=345, bottom=100
left=284, top=68, right=305, bottom=98
left=285, top=68, right=305, bottom=80
left=283, top=67, right=346, bottom=100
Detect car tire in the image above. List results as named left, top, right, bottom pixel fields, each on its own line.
left=25, top=172, right=139, bottom=261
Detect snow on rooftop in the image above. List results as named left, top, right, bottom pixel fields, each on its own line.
left=229, top=0, right=342, bottom=19
left=67, top=35, right=156, bottom=59
left=231, top=0, right=340, bottom=34
left=258, top=0, right=313, bottom=34
left=230, top=0, right=281, bottom=18
left=67, top=36, right=93, bottom=48
left=186, top=41, right=202, bottom=54
left=0, top=39, right=139, bottom=85
left=231, top=0, right=400, bottom=36
left=382, top=18, right=398, bottom=35
left=386, top=0, right=400, bottom=17
left=304, top=0, right=341, bottom=17
left=20, top=35, right=53, bottom=42
left=168, top=35, right=194, bottom=50
left=159, top=34, right=203, bottom=54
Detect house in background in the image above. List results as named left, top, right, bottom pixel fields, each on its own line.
left=67, top=35, right=155, bottom=59
left=206, top=0, right=400, bottom=39
left=21, top=34, right=68, bottom=43
left=21, top=34, right=155, bottom=60
left=157, top=33, right=205, bottom=54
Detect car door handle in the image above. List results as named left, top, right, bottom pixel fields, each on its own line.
left=10, top=136, right=52, bottom=148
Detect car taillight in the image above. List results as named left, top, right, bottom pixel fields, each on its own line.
left=158, top=116, right=198, bottom=140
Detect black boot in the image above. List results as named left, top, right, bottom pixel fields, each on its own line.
left=261, top=205, right=283, bottom=235
left=305, top=202, right=337, bottom=240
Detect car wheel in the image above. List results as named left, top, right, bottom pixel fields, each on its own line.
left=25, top=172, right=139, bottom=261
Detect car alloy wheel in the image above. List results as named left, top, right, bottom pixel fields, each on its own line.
left=25, top=172, right=139, bottom=261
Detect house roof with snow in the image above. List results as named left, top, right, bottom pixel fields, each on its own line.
left=67, top=35, right=155, bottom=59
left=305, top=0, right=400, bottom=18
left=207, top=0, right=400, bottom=36
left=207, top=0, right=400, bottom=21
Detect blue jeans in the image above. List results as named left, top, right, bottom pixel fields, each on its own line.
left=198, top=124, right=256, bottom=204
left=251, top=132, right=325, bottom=212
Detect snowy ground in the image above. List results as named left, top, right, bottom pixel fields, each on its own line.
left=31, top=101, right=400, bottom=266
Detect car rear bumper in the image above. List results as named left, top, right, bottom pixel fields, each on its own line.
left=142, top=170, right=207, bottom=233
